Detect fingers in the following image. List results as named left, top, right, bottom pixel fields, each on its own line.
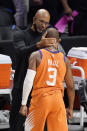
left=48, top=38, right=57, bottom=43
left=67, top=113, right=72, bottom=119
left=41, top=31, right=47, bottom=40
left=19, top=106, right=27, bottom=116
left=44, top=38, right=57, bottom=44
left=66, top=108, right=73, bottom=119
left=38, top=36, right=57, bottom=48
left=41, top=31, right=57, bottom=46
left=19, top=110, right=26, bottom=116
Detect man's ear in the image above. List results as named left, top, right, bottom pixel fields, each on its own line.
left=33, top=17, right=36, bottom=24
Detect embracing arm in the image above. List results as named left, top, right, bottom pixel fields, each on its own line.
left=13, top=29, right=38, bottom=55
left=64, top=57, right=75, bottom=119
left=13, top=30, right=56, bottom=55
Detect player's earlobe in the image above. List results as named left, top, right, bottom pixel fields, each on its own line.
left=58, top=38, right=61, bottom=43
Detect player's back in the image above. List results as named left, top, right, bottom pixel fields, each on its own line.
left=32, top=49, right=66, bottom=97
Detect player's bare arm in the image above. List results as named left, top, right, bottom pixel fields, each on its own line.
left=19, top=51, right=41, bottom=116
left=28, top=51, right=41, bottom=71
left=64, top=57, right=75, bottom=119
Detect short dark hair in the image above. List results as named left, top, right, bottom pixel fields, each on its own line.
left=45, top=28, right=59, bottom=39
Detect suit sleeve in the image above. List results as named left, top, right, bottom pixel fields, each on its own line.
left=13, top=30, right=38, bottom=55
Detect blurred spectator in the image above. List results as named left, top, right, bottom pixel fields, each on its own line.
left=43, top=0, right=87, bottom=36
left=0, top=0, right=27, bottom=67
left=46, top=0, right=87, bottom=36
left=25, top=0, right=29, bottom=13
left=68, top=0, right=87, bottom=35
left=0, top=0, right=27, bottom=27
left=14, top=0, right=27, bottom=27
left=55, top=10, right=78, bottom=37
left=43, top=0, right=72, bottom=26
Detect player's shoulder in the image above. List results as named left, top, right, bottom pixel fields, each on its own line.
left=29, top=50, right=41, bottom=60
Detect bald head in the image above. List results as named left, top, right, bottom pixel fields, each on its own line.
left=45, top=28, right=59, bottom=40
left=35, top=9, right=50, bottom=20
left=33, top=9, right=50, bottom=32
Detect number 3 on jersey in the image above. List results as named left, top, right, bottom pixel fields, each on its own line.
left=46, top=67, right=57, bottom=86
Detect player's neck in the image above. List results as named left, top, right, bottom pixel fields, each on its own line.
left=46, top=46, right=58, bottom=51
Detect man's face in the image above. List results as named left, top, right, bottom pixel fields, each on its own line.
left=33, top=14, right=50, bottom=33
